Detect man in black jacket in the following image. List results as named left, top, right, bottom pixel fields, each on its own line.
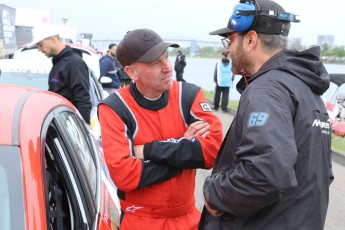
left=199, top=0, right=333, bottom=229
left=174, top=50, right=186, bottom=82
left=29, top=24, right=91, bottom=124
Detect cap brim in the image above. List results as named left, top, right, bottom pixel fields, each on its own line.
left=137, top=42, right=179, bottom=63
left=25, top=40, right=39, bottom=49
left=26, top=37, right=47, bottom=49
left=209, top=27, right=235, bottom=37
left=25, top=33, right=59, bottom=48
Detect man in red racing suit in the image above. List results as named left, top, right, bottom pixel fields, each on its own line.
left=98, top=28, right=223, bottom=229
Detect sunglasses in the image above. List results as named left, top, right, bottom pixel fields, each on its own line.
left=221, top=33, right=243, bottom=48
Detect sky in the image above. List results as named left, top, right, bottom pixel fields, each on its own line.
left=5, top=0, right=345, bottom=47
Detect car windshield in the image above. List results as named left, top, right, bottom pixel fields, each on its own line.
left=0, top=146, right=26, bottom=230
left=322, top=74, right=345, bottom=104
left=0, top=70, right=49, bottom=89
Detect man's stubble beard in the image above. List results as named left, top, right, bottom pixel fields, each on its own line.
left=231, top=38, right=253, bottom=76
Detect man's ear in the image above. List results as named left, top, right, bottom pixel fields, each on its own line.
left=51, top=35, right=60, bottom=42
left=124, top=65, right=137, bottom=81
left=245, top=30, right=258, bottom=48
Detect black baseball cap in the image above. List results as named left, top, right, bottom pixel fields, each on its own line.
left=210, top=0, right=299, bottom=37
left=117, top=29, right=180, bottom=67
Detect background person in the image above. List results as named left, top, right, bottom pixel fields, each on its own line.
left=174, top=50, right=187, bottom=82
left=199, top=0, right=333, bottom=229
left=212, top=51, right=234, bottom=112
left=29, top=23, right=91, bottom=124
left=98, top=28, right=223, bottom=229
left=99, top=43, right=121, bottom=94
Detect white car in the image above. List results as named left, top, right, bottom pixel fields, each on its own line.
left=13, top=43, right=101, bottom=78
left=0, top=52, right=105, bottom=143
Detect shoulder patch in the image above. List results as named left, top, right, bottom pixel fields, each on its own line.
left=200, top=102, right=211, bottom=112
left=248, top=112, right=269, bottom=127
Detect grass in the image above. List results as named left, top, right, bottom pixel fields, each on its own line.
left=203, top=89, right=345, bottom=152
left=332, top=134, right=345, bottom=152
left=229, top=100, right=239, bottom=110
left=204, top=90, right=239, bottom=110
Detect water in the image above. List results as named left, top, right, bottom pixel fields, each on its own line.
left=170, top=57, right=242, bottom=100
left=170, top=57, right=345, bottom=101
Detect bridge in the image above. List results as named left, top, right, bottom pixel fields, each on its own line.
left=92, top=38, right=223, bottom=55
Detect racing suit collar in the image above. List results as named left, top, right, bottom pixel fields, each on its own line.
left=130, top=82, right=168, bottom=110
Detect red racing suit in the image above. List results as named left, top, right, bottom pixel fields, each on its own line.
left=98, top=81, right=223, bottom=229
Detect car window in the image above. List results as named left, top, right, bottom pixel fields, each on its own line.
left=44, top=110, right=104, bottom=229
left=0, top=146, right=26, bottom=230
left=58, top=112, right=97, bottom=197
left=322, top=82, right=340, bottom=103
left=90, top=70, right=103, bottom=102
left=89, top=72, right=101, bottom=109
left=45, top=125, right=90, bottom=229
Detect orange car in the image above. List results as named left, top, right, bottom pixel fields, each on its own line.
left=0, top=84, right=120, bottom=230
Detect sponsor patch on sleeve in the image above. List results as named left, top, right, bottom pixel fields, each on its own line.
left=247, top=112, right=269, bottom=127
left=200, top=103, right=212, bottom=112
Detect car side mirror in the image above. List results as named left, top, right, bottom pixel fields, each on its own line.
left=99, top=76, right=112, bottom=84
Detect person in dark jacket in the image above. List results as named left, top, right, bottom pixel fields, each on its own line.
left=212, top=51, right=234, bottom=112
left=99, top=43, right=121, bottom=94
left=29, top=24, right=91, bottom=124
left=174, top=50, right=187, bottom=82
left=199, top=0, right=333, bottom=229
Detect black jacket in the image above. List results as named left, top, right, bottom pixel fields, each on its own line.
left=174, top=54, right=186, bottom=72
left=200, top=47, right=333, bottom=230
left=49, top=46, right=91, bottom=124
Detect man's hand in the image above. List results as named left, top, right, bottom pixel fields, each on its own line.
left=134, top=145, right=144, bottom=159
left=184, top=120, right=210, bottom=140
left=204, top=198, right=223, bottom=217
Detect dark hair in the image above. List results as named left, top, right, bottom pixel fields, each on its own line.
left=108, top=43, right=117, bottom=50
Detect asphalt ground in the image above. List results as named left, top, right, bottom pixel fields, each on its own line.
left=332, top=148, right=345, bottom=166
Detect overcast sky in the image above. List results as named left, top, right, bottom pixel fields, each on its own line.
left=6, top=0, right=345, bottom=47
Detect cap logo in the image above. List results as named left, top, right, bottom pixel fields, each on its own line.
left=143, top=32, right=157, bottom=43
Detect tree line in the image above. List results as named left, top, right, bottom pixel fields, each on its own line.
left=170, top=43, right=345, bottom=61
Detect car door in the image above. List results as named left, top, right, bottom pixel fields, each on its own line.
left=43, top=107, right=101, bottom=230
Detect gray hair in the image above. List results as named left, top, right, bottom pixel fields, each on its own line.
left=257, top=22, right=290, bottom=54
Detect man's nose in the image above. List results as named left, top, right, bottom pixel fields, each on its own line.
left=162, top=59, right=171, bottom=71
